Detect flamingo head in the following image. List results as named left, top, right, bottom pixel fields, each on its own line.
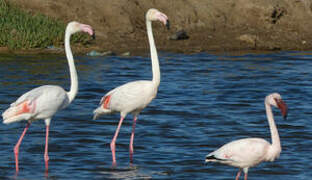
left=266, top=93, right=288, bottom=119
left=146, top=8, right=170, bottom=29
left=66, top=21, right=95, bottom=38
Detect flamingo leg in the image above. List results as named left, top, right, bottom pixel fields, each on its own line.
left=110, top=116, right=125, bottom=166
left=235, top=169, right=242, bottom=180
left=14, top=123, right=31, bottom=172
left=244, top=172, right=248, bottom=180
left=44, top=125, right=50, bottom=172
left=129, top=116, right=137, bottom=163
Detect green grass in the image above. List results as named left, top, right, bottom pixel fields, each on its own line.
left=0, top=0, right=89, bottom=50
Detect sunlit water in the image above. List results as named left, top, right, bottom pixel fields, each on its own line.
left=0, top=51, right=311, bottom=179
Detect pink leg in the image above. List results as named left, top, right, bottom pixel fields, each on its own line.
left=110, top=116, right=124, bottom=166
left=244, top=172, right=248, bottom=180
left=129, top=116, right=137, bottom=163
left=14, top=123, right=31, bottom=172
left=44, top=125, right=50, bottom=172
left=235, top=169, right=242, bottom=180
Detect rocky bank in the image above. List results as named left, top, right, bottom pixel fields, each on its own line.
left=9, top=0, right=312, bottom=54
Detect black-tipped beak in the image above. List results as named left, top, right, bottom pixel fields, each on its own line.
left=92, top=29, right=96, bottom=40
left=282, top=106, right=288, bottom=120
left=276, top=99, right=288, bottom=120
left=166, top=20, right=170, bottom=30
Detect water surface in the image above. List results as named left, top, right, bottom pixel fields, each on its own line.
left=0, top=51, right=311, bottom=179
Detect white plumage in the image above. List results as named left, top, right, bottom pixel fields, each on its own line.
left=3, top=85, right=68, bottom=124
left=94, top=80, right=157, bottom=118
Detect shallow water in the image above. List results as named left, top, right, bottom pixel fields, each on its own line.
left=0, top=51, right=311, bottom=179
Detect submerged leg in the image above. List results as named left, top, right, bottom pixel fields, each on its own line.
left=44, top=125, right=50, bottom=172
left=129, top=116, right=137, bottom=163
left=235, top=168, right=242, bottom=180
left=110, top=116, right=125, bottom=166
left=14, top=123, right=31, bottom=172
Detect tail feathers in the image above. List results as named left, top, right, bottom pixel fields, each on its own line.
left=2, top=101, right=34, bottom=124
left=3, top=113, right=33, bottom=124
left=3, top=106, right=18, bottom=121
left=205, top=154, right=227, bottom=163
left=93, top=107, right=112, bottom=120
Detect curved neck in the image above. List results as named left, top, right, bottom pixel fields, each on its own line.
left=146, top=20, right=160, bottom=87
left=65, top=30, right=78, bottom=103
left=265, top=102, right=281, bottom=150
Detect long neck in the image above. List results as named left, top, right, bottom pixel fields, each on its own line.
left=146, top=20, right=160, bottom=87
left=265, top=102, right=281, bottom=150
left=65, top=30, right=78, bottom=103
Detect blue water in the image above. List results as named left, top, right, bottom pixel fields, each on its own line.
left=0, top=51, right=311, bottom=179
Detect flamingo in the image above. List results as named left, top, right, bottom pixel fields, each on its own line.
left=2, top=21, right=94, bottom=173
left=205, top=93, right=288, bottom=180
left=93, top=8, right=169, bottom=165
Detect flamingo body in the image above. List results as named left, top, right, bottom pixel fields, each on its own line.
left=3, top=85, right=69, bottom=124
left=205, top=93, right=288, bottom=180
left=94, top=80, right=157, bottom=118
left=206, top=138, right=276, bottom=169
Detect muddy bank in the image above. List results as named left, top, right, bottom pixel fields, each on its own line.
left=8, top=0, right=312, bottom=54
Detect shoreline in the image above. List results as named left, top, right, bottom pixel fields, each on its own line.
left=1, top=46, right=305, bottom=57
left=5, top=0, right=312, bottom=55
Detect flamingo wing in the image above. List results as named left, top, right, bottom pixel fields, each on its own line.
left=3, top=85, right=68, bottom=124
left=12, top=85, right=48, bottom=106
left=94, top=80, right=156, bottom=119
left=103, top=80, right=156, bottom=111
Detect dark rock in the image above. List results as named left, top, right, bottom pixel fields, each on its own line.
left=169, top=30, right=189, bottom=40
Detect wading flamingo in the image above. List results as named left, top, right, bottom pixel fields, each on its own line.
left=93, top=8, right=169, bottom=166
left=205, top=93, right=288, bottom=180
left=2, top=21, right=94, bottom=173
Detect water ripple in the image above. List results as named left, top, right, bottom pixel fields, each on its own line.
left=0, top=51, right=312, bottom=179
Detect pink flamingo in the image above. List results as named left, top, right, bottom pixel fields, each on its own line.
left=205, top=93, right=288, bottom=180
left=2, top=21, right=94, bottom=173
left=93, top=8, right=169, bottom=165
